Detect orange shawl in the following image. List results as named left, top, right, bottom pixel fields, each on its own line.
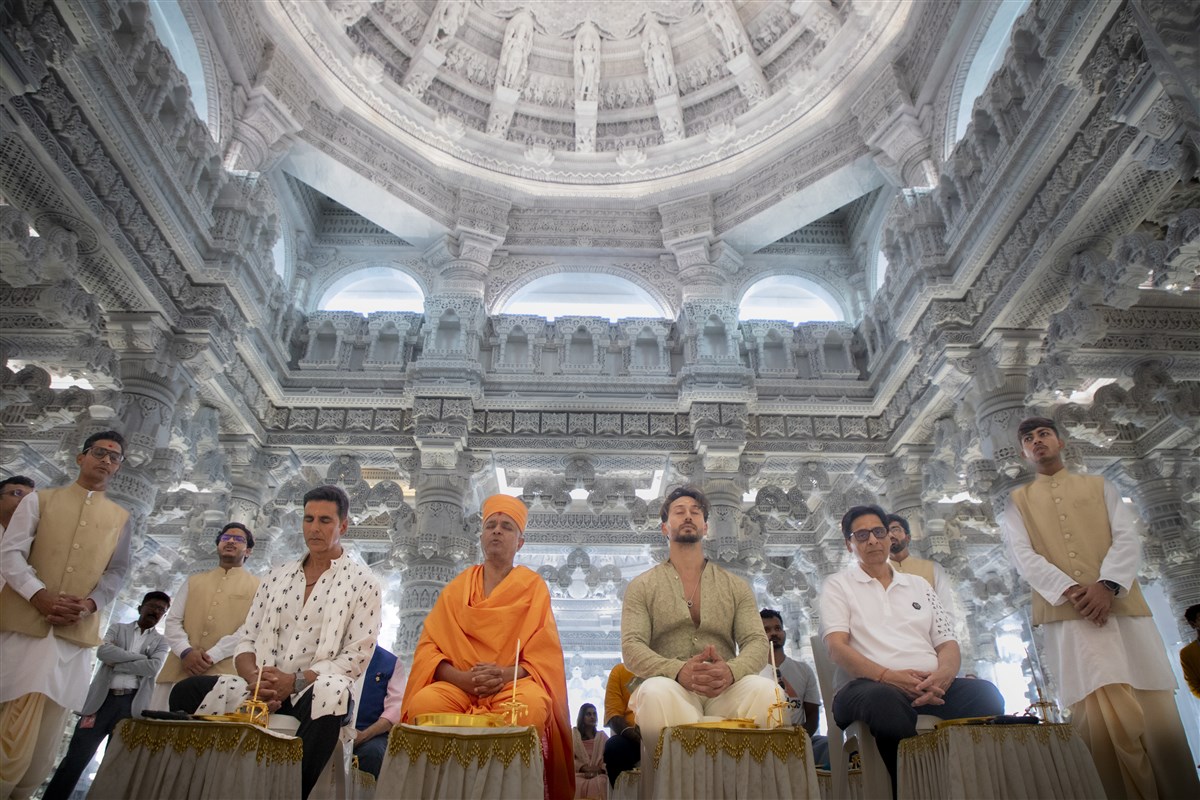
left=403, top=565, right=574, bottom=798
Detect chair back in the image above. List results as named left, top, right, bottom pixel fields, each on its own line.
left=811, top=634, right=851, bottom=800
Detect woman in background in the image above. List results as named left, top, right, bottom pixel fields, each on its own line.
left=573, top=703, right=608, bottom=799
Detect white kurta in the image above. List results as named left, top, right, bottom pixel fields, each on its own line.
left=1001, top=478, right=1176, bottom=708
left=162, top=578, right=243, bottom=663
left=0, top=492, right=132, bottom=711
left=196, top=551, right=381, bottom=719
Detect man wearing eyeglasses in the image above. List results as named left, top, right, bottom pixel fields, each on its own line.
left=150, top=523, right=260, bottom=711
left=0, top=432, right=132, bottom=800
left=819, top=504, right=1003, bottom=791
left=0, top=477, right=35, bottom=539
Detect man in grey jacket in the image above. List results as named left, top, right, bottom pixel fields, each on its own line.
left=42, top=591, right=170, bottom=800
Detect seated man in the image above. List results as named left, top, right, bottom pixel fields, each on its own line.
left=151, top=522, right=258, bottom=710
left=602, top=662, right=639, bottom=787
left=401, top=495, right=573, bottom=799
left=43, top=591, right=171, bottom=800
left=171, top=485, right=381, bottom=800
left=352, top=645, right=406, bottom=778
left=621, top=487, right=776, bottom=790
left=759, top=608, right=829, bottom=769
left=820, top=504, right=1004, bottom=789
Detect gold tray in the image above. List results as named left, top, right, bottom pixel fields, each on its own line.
left=412, top=713, right=505, bottom=728
left=681, top=718, right=758, bottom=730
left=194, top=714, right=252, bottom=723
left=934, top=716, right=996, bottom=729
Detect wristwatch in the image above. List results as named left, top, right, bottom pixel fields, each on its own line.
left=1099, top=579, right=1120, bottom=594
left=294, top=671, right=309, bottom=693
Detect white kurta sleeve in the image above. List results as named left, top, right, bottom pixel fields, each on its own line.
left=1000, top=503, right=1076, bottom=605
left=163, top=579, right=191, bottom=656
left=0, top=493, right=42, bottom=599
left=1098, top=480, right=1141, bottom=596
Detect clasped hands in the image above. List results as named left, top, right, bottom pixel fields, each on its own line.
left=182, top=648, right=215, bottom=676
left=30, top=589, right=94, bottom=626
left=1062, top=582, right=1113, bottom=627
left=447, top=662, right=522, bottom=698
left=879, top=667, right=954, bottom=708
left=237, top=665, right=296, bottom=710
left=676, top=645, right=734, bottom=698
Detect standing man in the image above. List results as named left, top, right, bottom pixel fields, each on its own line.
left=621, top=486, right=776, bottom=794
left=602, top=662, right=640, bottom=787
left=151, top=523, right=259, bottom=710
left=0, top=477, right=35, bottom=538
left=0, top=431, right=132, bottom=800
left=885, top=515, right=956, bottom=617
left=170, top=485, right=381, bottom=800
left=401, top=494, right=574, bottom=800
left=1001, top=417, right=1198, bottom=799
left=821, top=505, right=1004, bottom=790
left=42, top=591, right=171, bottom=800
left=759, top=609, right=828, bottom=768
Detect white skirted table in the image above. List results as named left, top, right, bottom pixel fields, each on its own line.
left=87, top=718, right=302, bottom=799
left=376, top=724, right=543, bottom=799
left=653, top=725, right=820, bottom=799
left=898, top=722, right=1106, bottom=799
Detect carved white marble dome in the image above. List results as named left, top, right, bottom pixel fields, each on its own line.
left=264, top=0, right=914, bottom=189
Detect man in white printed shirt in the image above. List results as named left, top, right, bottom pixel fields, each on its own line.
left=820, top=504, right=1003, bottom=790
left=170, top=485, right=381, bottom=800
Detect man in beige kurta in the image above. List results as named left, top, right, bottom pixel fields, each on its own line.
left=151, top=522, right=259, bottom=710
left=1001, top=417, right=1198, bottom=799
left=0, top=432, right=132, bottom=800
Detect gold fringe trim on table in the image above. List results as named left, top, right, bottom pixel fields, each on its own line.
left=653, top=725, right=810, bottom=768
left=116, top=719, right=303, bottom=766
left=898, top=722, right=1075, bottom=756
left=387, top=725, right=539, bottom=769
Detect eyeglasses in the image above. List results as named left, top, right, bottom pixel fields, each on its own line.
left=849, top=526, right=890, bottom=542
left=84, top=446, right=124, bottom=464
left=218, top=533, right=247, bottom=544
left=1, top=488, right=29, bottom=499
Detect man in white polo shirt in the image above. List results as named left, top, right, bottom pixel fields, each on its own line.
left=820, top=504, right=1003, bottom=790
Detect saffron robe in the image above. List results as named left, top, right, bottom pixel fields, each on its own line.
left=403, top=565, right=574, bottom=799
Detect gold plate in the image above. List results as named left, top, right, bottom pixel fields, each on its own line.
left=682, top=718, right=758, bottom=730
left=412, top=713, right=505, bottom=728
left=194, top=714, right=249, bottom=723
left=934, top=716, right=996, bottom=729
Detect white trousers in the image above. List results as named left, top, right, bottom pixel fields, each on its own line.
left=630, top=675, right=778, bottom=799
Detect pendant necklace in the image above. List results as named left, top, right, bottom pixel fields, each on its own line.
left=681, top=560, right=707, bottom=608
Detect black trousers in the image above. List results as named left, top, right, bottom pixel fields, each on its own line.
left=171, top=675, right=344, bottom=800
left=833, top=677, right=1004, bottom=794
left=604, top=730, right=641, bottom=787
left=43, top=691, right=135, bottom=800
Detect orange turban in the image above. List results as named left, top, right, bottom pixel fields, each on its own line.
left=482, top=494, right=528, bottom=532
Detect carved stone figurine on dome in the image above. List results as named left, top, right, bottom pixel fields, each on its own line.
left=574, top=24, right=600, bottom=103
left=430, top=0, right=469, bottom=51
left=498, top=10, right=534, bottom=90
left=642, top=21, right=676, bottom=97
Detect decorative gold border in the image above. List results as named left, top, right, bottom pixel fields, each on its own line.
left=387, top=725, right=539, bottom=769
left=654, top=726, right=810, bottom=767
left=117, top=719, right=302, bottom=766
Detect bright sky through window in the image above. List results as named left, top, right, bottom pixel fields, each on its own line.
left=502, top=274, right=665, bottom=321
left=739, top=276, right=843, bottom=322
left=319, top=267, right=424, bottom=314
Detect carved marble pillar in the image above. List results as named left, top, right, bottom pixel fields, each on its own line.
left=851, top=63, right=935, bottom=187
left=1115, top=455, right=1200, bottom=631
left=974, top=331, right=1044, bottom=501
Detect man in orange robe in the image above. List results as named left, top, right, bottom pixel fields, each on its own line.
left=402, top=494, right=574, bottom=799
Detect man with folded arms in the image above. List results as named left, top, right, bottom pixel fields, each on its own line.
left=821, top=504, right=1003, bottom=791
left=1002, top=417, right=1197, bottom=799
left=150, top=522, right=259, bottom=710
left=171, top=485, right=381, bottom=800
left=402, top=494, right=574, bottom=799
left=0, top=432, right=132, bottom=800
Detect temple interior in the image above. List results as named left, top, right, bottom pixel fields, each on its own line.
left=1, top=0, right=1198, bottom=757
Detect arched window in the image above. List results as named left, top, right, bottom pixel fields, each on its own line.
left=148, top=0, right=213, bottom=140
left=738, top=276, right=843, bottom=323
left=319, top=267, right=424, bottom=314
left=502, top=273, right=665, bottom=321
left=952, top=0, right=1031, bottom=144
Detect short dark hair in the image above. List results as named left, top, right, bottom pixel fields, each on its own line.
left=660, top=486, right=709, bottom=522
left=1186, top=604, right=1200, bottom=626
left=1017, top=417, right=1059, bottom=439
left=83, top=430, right=126, bottom=452
left=216, top=522, right=255, bottom=550
left=141, top=590, right=171, bottom=607
left=759, top=608, right=783, bottom=624
left=303, top=484, right=350, bottom=521
left=886, top=514, right=911, bottom=538
left=0, top=476, right=35, bottom=492
left=841, top=504, right=889, bottom=539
